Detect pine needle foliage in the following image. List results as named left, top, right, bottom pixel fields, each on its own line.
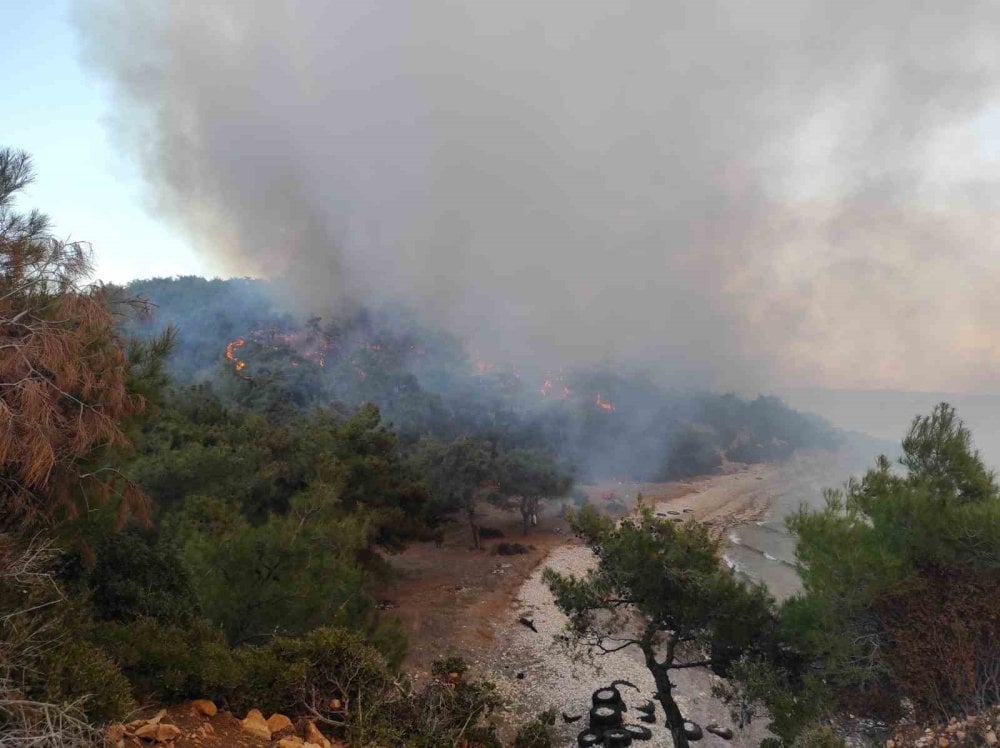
left=0, top=148, right=151, bottom=530
left=785, top=403, right=1000, bottom=723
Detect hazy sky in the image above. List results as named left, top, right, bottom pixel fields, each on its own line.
left=1, top=0, right=210, bottom=282
left=7, top=1, right=1000, bottom=394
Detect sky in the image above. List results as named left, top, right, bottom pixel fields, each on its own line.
left=1, top=0, right=209, bottom=282
left=6, top=1, right=1000, bottom=395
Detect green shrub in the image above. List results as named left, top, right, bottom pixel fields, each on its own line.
left=430, top=655, right=469, bottom=680
left=368, top=676, right=502, bottom=747
left=94, top=615, right=406, bottom=718
left=367, top=617, right=408, bottom=671
left=36, top=640, right=136, bottom=724
left=88, top=531, right=198, bottom=625
left=513, top=709, right=556, bottom=747
left=94, top=616, right=235, bottom=704
left=267, top=626, right=392, bottom=711
left=225, top=642, right=305, bottom=714
left=790, top=724, right=845, bottom=747
left=176, top=498, right=378, bottom=645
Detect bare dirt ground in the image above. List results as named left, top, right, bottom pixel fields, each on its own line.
left=376, top=503, right=577, bottom=679
left=378, top=458, right=816, bottom=745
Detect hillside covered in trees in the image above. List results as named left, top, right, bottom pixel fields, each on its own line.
left=123, top=275, right=841, bottom=483
left=5, top=149, right=997, bottom=747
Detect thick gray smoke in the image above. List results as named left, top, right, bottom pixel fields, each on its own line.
left=75, top=1, right=1000, bottom=392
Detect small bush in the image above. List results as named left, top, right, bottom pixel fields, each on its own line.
left=366, top=616, right=409, bottom=672
left=36, top=640, right=136, bottom=724
left=95, top=619, right=387, bottom=716
left=266, top=626, right=392, bottom=714
left=496, top=542, right=530, bottom=556
left=371, top=676, right=502, bottom=747
left=514, top=709, right=556, bottom=747
left=94, top=616, right=236, bottom=704
left=431, top=655, right=469, bottom=680
left=479, top=526, right=505, bottom=539
left=790, top=724, right=845, bottom=747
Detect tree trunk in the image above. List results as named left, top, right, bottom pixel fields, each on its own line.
left=644, top=646, right=689, bottom=748
left=467, top=508, right=480, bottom=550
left=520, top=496, right=538, bottom=535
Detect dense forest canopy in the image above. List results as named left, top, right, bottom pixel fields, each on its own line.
left=124, top=276, right=840, bottom=482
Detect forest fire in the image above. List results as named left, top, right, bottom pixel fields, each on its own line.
left=540, top=378, right=572, bottom=398
left=225, top=337, right=246, bottom=371
left=595, top=393, right=614, bottom=411
left=223, top=326, right=330, bottom=373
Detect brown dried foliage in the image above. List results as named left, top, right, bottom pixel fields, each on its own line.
left=878, top=563, right=1000, bottom=721
left=1, top=148, right=150, bottom=529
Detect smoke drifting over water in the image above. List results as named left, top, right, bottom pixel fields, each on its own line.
left=76, top=1, right=1000, bottom=392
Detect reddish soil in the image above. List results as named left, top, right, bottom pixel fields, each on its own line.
left=376, top=481, right=699, bottom=678
left=374, top=503, right=579, bottom=678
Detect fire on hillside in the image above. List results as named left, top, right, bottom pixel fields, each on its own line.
left=224, top=328, right=614, bottom=411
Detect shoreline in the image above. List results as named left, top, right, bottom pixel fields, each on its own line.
left=379, top=449, right=863, bottom=741
left=482, top=462, right=783, bottom=745
left=482, top=449, right=863, bottom=743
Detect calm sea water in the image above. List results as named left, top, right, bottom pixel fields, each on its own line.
left=722, top=439, right=881, bottom=599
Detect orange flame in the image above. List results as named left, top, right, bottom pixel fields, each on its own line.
left=225, top=338, right=247, bottom=372
left=595, top=393, right=614, bottom=411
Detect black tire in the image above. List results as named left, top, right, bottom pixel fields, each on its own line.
left=610, top=679, right=640, bottom=693
left=592, top=686, right=624, bottom=709
left=622, top=723, right=653, bottom=741
left=577, top=729, right=603, bottom=747
left=589, top=705, right=623, bottom=729
left=603, top=727, right=634, bottom=747
left=683, top=721, right=704, bottom=740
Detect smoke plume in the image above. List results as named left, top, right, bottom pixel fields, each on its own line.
left=75, top=1, right=1000, bottom=392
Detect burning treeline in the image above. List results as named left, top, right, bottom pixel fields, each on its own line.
left=224, top=326, right=610, bottom=410
left=126, top=277, right=839, bottom=483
